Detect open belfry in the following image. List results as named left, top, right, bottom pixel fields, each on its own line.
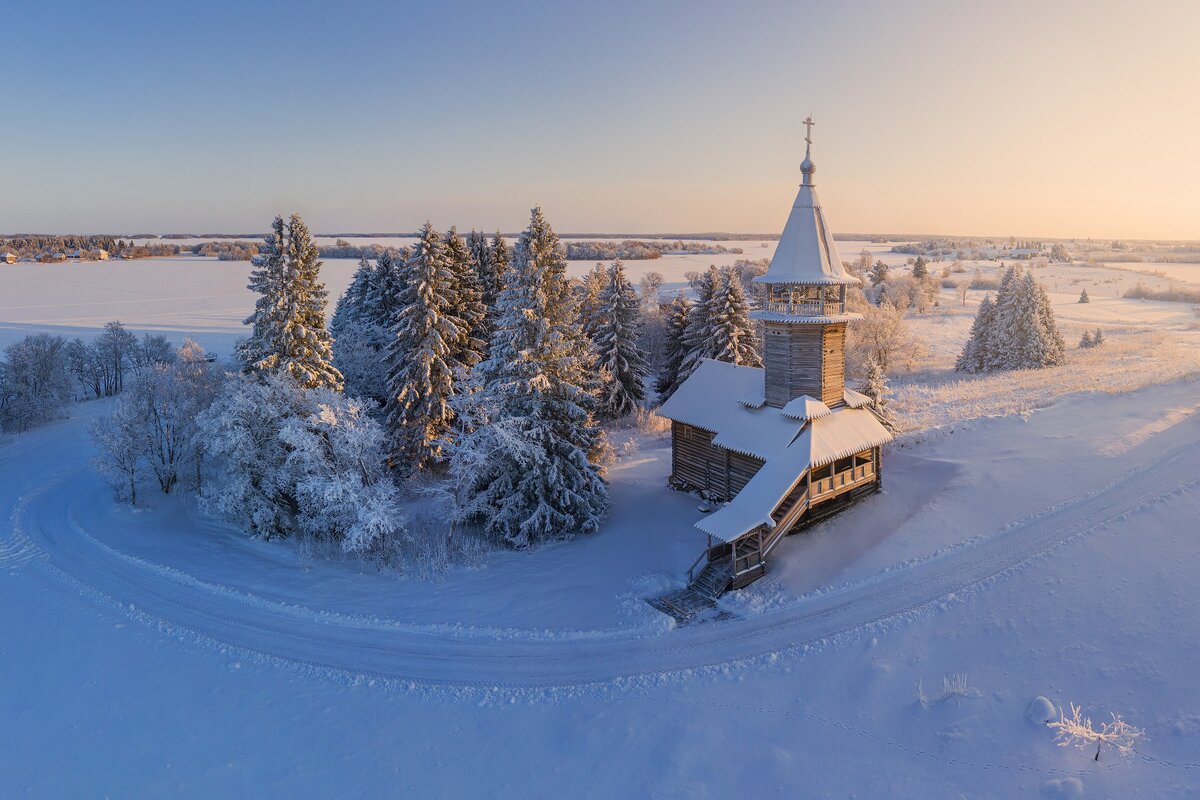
left=659, top=118, right=893, bottom=599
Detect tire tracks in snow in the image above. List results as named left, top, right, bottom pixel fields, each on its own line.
left=10, top=429, right=1200, bottom=690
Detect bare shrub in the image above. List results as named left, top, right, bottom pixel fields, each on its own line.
left=1048, top=703, right=1145, bottom=761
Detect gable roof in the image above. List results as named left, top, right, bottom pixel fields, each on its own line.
left=660, top=359, right=894, bottom=541
left=697, top=407, right=892, bottom=542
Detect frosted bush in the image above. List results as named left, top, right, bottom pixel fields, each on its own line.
left=1048, top=702, right=1145, bottom=761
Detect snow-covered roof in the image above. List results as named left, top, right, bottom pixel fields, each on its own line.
left=780, top=395, right=832, bottom=421
left=660, top=359, right=894, bottom=542
left=659, top=360, right=805, bottom=460
left=753, top=133, right=860, bottom=288
left=698, top=408, right=893, bottom=542
left=843, top=387, right=871, bottom=409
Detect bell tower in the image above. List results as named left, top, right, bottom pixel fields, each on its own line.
left=752, top=118, right=862, bottom=409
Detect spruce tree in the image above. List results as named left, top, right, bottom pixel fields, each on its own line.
left=444, top=227, right=488, bottom=371
left=709, top=269, right=761, bottom=367
left=1092, top=328, right=1105, bottom=347
left=1079, top=288, right=1090, bottom=303
left=331, top=255, right=388, bottom=401
left=655, top=291, right=692, bottom=401
left=448, top=207, right=607, bottom=547
left=863, top=358, right=896, bottom=430
left=385, top=223, right=460, bottom=470
left=238, top=214, right=342, bottom=390
left=869, top=260, right=889, bottom=286
left=912, top=256, right=929, bottom=280
left=593, top=261, right=650, bottom=419
left=1079, top=330, right=1095, bottom=349
left=237, top=215, right=286, bottom=374
left=955, top=294, right=995, bottom=373
left=579, top=262, right=607, bottom=341
left=674, top=265, right=722, bottom=391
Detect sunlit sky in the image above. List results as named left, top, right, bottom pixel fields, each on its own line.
left=3, top=0, right=1198, bottom=239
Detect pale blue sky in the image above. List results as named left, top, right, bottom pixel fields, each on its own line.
left=3, top=0, right=1198, bottom=238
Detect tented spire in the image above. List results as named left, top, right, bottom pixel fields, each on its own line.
left=754, top=118, right=859, bottom=287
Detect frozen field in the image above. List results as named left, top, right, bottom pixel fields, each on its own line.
left=3, top=246, right=1200, bottom=796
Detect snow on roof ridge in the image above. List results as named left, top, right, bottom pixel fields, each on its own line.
left=780, top=395, right=832, bottom=421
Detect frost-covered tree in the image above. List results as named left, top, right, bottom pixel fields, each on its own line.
left=0, top=333, right=73, bottom=433
left=869, top=260, right=889, bottom=286
left=331, top=255, right=384, bottom=402
left=198, top=373, right=310, bottom=539
left=94, top=321, right=138, bottom=396
left=444, top=227, right=488, bottom=371
left=675, top=265, right=722, bottom=387
left=173, top=339, right=224, bottom=491
left=238, top=214, right=343, bottom=391
left=958, top=266, right=1064, bottom=373
left=1078, top=288, right=1090, bottom=303
left=200, top=372, right=405, bottom=554
left=131, top=333, right=176, bottom=374
left=709, top=269, right=761, bottom=367
left=579, top=262, right=608, bottom=341
left=385, top=223, right=461, bottom=470
left=594, top=261, right=649, bottom=419
left=279, top=391, right=409, bottom=557
left=1079, top=330, right=1095, bottom=349
left=639, top=271, right=665, bottom=315
left=91, top=395, right=148, bottom=504
left=1092, top=327, right=1105, bottom=347
left=848, top=300, right=927, bottom=375
left=655, top=291, right=692, bottom=401
left=955, top=294, right=995, bottom=373
left=911, top=256, right=930, bottom=280
left=862, top=358, right=896, bottom=431
left=448, top=207, right=608, bottom=548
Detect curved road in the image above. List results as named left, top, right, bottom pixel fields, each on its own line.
left=4, top=408, right=1198, bottom=689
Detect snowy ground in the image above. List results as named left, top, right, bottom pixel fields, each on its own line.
left=4, top=244, right=1200, bottom=795
left=3, top=379, right=1200, bottom=796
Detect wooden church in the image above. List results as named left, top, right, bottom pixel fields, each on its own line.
left=659, top=120, right=893, bottom=598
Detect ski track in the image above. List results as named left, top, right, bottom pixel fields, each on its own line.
left=3, top=412, right=1199, bottom=691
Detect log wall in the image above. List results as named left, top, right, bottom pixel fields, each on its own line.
left=670, top=421, right=764, bottom=501
left=763, top=322, right=847, bottom=408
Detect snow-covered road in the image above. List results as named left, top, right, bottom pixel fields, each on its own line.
left=6, top=403, right=1199, bottom=690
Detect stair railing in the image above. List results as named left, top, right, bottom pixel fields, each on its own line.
left=686, top=547, right=709, bottom=584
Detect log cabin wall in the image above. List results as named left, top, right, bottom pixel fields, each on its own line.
left=820, top=323, right=847, bottom=407
left=670, top=421, right=764, bottom=500
left=763, top=322, right=847, bottom=408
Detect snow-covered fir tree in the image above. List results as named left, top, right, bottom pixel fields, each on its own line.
left=869, top=260, right=889, bottom=286
left=673, top=265, right=722, bottom=391
left=1079, top=288, right=1090, bottom=303
left=443, top=227, right=488, bottom=371
left=237, top=214, right=343, bottom=390
left=708, top=269, right=761, bottom=367
left=385, top=223, right=461, bottom=471
left=448, top=207, right=608, bottom=548
left=1092, top=327, right=1104, bottom=346
left=654, top=291, right=692, bottom=401
left=863, top=358, right=896, bottom=431
left=579, top=262, right=608, bottom=340
left=1079, top=330, right=1095, bottom=348
left=593, top=261, right=650, bottom=419
left=954, top=293, right=995, bottom=373
left=956, top=265, right=1065, bottom=372
left=331, top=255, right=389, bottom=402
